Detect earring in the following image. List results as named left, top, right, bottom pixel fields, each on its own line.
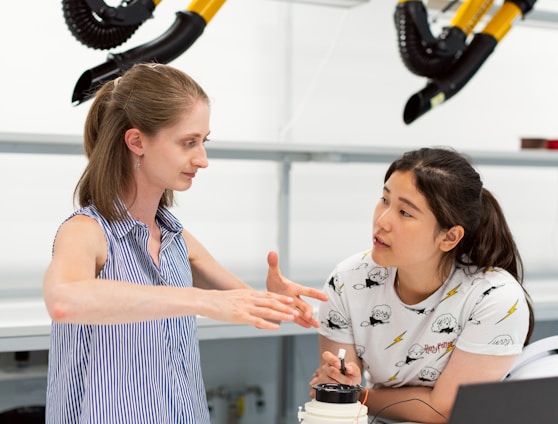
left=135, top=159, right=141, bottom=170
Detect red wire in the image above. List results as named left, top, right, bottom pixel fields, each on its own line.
left=354, top=389, right=369, bottom=423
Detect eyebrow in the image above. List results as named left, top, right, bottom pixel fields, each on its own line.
left=383, top=186, right=423, bottom=213
left=183, top=131, right=211, bottom=139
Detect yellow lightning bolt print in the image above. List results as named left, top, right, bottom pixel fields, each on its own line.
left=440, top=284, right=461, bottom=302
left=385, top=331, right=407, bottom=349
left=437, top=342, right=455, bottom=360
left=496, top=299, right=519, bottom=324
left=387, top=371, right=400, bottom=382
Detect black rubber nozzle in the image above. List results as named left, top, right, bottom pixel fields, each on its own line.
left=403, top=82, right=444, bottom=125
left=72, top=10, right=206, bottom=105
left=403, top=33, right=498, bottom=124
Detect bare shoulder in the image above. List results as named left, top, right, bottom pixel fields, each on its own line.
left=53, top=214, right=107, bottom=264
left=56, top=214, right=104, bottom=239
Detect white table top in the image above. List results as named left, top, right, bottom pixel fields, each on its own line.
left=0, top=295, right=320, bottom=352
left=1, top=278, right=557, bottom=352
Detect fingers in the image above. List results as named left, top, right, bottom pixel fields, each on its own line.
left=294, top=285, right=329, bottom=302
left=309, top=360, right=353, bottom=398
left=266, top=250, right=279, bottom=270
left=292, top=310, right=320, bottom=329
left=320, top=351, right=361, bottom=386
left=244, top=291, right=299, bottom=327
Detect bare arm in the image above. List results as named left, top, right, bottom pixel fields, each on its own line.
left=183, top=228, right=249, bottom=290
left=311, top=335, right=517, bottom=423
left=364, top=348, right=517, bottom=423
left=43, top=216, right=298, bottom=328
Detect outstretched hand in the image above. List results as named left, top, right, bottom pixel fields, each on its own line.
left=266, top=251, right=328, bottom=328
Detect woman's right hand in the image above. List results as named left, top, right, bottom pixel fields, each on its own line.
left=198, top=288, right=299, bottom=330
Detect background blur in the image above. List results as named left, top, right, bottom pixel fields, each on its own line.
left=1, top=1, right=558, bottom=423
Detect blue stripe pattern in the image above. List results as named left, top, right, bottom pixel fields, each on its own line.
left=46, top=205, right=210, bottom=423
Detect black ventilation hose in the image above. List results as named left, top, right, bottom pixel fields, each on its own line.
left=72, top=10, right=206, bottom=105
left=394, top=1, right=467, bottom=78
left=403, top=33, right=497, bottom=124
left=62, top=0, right=154, bottom=50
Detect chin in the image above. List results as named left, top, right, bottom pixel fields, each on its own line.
left=175, top=182, right=193, bottom=192
left=371, top=249, right=390, bottom=267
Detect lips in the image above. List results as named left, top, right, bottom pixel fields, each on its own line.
left=374, top=235, right=389, bottom=247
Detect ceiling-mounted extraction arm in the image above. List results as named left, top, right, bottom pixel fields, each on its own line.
left=65, top=0, right=226, bottom=105
left=396, top=0, right=537, bottom=124
left=62, top=0, right=157, bottom=50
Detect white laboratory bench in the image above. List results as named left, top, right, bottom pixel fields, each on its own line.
left=1, top=279, right=558, bottom=353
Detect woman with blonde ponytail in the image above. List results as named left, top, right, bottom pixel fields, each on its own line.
left=43, top=63, right=327, bottom=423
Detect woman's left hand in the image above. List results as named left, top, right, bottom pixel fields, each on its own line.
left=266, top=251, right=328, bottom=328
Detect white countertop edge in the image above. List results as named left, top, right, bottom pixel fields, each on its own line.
left=1, top=278, right=557, bottom=352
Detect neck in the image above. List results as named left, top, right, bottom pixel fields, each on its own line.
left=396, top=266, right=451, bottom=304
left=122, top=187, right=162, bottom=225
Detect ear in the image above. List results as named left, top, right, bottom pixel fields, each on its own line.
left=124, top=128, right=144, bottom=156
left=439, top=225, right=465, bottom=252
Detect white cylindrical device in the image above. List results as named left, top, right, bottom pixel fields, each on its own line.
left=298, top=383, right=368, bottom=424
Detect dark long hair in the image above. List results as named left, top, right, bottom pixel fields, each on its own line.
left=385, top=147, right=534, bottom=344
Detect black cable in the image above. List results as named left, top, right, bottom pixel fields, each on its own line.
left=441, top=0, right=460, bottom=14
left=369, top=397, right=448, bottom=424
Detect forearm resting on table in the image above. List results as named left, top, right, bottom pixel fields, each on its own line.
left=364, top=385, right=451, bottom=424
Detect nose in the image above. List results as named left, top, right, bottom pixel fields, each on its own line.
left=374, top=205, right=392, bottom=231
left=193, top=145, right=209, bottom=169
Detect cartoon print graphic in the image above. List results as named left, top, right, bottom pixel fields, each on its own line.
left=468, top=283, right=504, bottom=325
left=361, top=304, right=391, bottom=327
left=489, top=335, right=514, bottom=346
left=418, top=366, right=441, bottom=383
left=396, top=343, right=425, bottom=367
left=436, top=342, right=455, bottom=361
left=439, top=283, right=461, bottom=303
left=355, top=345, right=371, bottom=372
left=385, top=371, right=401, bottom=384
left=353, top=267, right=389, bottom=290
left=496, top=299, right=519, bottom=324
left=385, top=331, right=407, bottom=349
left=324, top=310, right=350, bottom=330
left=404, top=305, right=436, bottom=315
left=355, top=344, right=365, bottom=359
left=327, top=273, right=343, bottom=296
left=431, top=313, right=460, bottom=334
left=403, top=283, right=460, bottom=315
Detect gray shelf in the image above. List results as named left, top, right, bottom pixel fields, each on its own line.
left=2, top=132, right=558, bottom=167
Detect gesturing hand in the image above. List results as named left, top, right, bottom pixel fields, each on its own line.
left=266, top=251, right=328, bottom=328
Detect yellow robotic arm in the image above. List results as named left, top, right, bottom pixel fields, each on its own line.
left=396, top=0, right=536, bottom=123
left=63, top=0, right=538, bottom=125
left=65, top=0, right=226, bottom=104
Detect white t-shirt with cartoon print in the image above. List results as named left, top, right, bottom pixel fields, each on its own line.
left=317, top=250, right=530, bottom=389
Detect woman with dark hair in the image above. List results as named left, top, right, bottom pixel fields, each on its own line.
left=311, top=147, right=533, bottom=423
left=43, top=63, right=327, bottom=423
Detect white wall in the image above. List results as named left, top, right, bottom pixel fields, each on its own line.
left=2, top=0, right=558, bottom=290
left=2, top=2, right=558, bottom=422
left=2, top=1, right=558, bottom=142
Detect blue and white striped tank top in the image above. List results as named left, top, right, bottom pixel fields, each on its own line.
left=46, top=205, right=210, bottom=423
